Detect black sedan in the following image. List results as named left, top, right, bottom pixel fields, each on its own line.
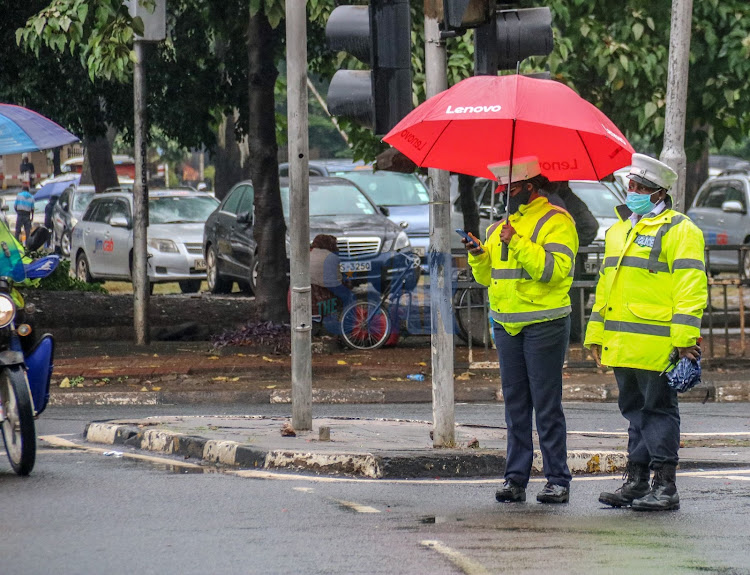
left=203, top=176, right=417, bottom=294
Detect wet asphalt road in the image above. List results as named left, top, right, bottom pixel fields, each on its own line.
left=1, top=403, right=749, bottom=574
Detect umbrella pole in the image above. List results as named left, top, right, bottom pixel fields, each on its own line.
left=501, top=118, right=517, bottom=262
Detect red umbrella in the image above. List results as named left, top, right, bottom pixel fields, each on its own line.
left=383, top=74, right=634, bottom=181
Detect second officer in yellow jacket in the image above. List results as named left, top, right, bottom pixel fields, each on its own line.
left=466, top=157, right=579, bottom=504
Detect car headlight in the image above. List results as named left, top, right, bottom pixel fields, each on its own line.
left=0, top=293, right=16, bottom=328
left=393, top=230, right=411, bottom=251
left=148, top=239, right=179, bottom=253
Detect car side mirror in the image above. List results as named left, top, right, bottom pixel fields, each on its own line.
left=721, top=200, right=745, bottom=214
left=379, top=206, right=390, bottom=217
left=61, top=201, right=69, bottom=212
left=1, top=204, right=7, bottom=212
left=237, top=211, right=253, bottom=226
left=109, top=216, right=130, bottom=228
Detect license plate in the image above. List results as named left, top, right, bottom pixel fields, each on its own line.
left=194, top=259, right=206, bottom=271
left=339, top=261, right=371, bottom=273
left=413, top=247, right=426, bottom=257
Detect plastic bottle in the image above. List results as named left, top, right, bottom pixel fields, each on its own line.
left=406, top=373, right=425, bottom=381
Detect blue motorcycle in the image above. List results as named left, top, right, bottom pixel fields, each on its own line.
left=0, top=236, right=58, bottom=476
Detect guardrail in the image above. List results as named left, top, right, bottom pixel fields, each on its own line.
left=454, top=244, right=750, bottom=367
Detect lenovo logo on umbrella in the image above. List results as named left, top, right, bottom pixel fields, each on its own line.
left=445, top=105, right=502, bottom=114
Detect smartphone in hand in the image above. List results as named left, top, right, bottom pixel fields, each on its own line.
left=456, top=229, right=483, bottom=253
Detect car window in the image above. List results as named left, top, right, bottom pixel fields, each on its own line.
left=695, top=184, right=734, bottom=209
left=110, top=199, right=130, bottom=221
left=237, top=186, right=254, bottom=214
left=222, top=186, right=245, bottom=215
left=72, top=191, right=95, bottom=213
left=88, top=199, right=117, bottom=224
left=149, top=195, right=220, bottom=224
left=567, top=181, right=622, bottom=218
left=334, top=171, right=430, bottom=206
left=280, top=183, right=376, bottom=218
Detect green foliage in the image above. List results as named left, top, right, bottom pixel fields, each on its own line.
left=27, top=258, right=107, bottom=293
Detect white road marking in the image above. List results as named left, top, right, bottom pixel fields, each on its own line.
left=333, top=499, right=380, bottom=513
left=293, top=487, right=314, bottom=493
left=420, top=540, right=490, bottom=575
left=569, top=431, right=750, bottom=437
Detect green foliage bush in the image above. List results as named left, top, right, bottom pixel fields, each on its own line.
left=28, top=258, right=107, bottom=293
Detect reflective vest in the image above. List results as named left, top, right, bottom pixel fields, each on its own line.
left=468, top=196, right=578, bottom=336
left=584, top=206, right=707, bottom=371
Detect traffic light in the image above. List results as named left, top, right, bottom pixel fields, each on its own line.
left=474, top=6, right=553, bottom=74
left=441, top=0, right=494, bottom=34
left=326, top=0, right=412, bottom=136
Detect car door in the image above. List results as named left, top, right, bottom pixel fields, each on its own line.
left=83, top=198, right=130, bottom=279
left=213, top=185, right=247, bottom=276
left=232, top=184, right=256, bottom=274
left=106, top=198, right=133, bottom=279
left=690, top=180, right=743, bottom=269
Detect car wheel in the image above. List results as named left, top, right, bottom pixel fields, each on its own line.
left=75, top=252, right=92, bottom=283
left=60, top=230, right=72, bottom=258
left=206, top=245, right=231, bottom=294
left=179, top=280, right=202, bottom=294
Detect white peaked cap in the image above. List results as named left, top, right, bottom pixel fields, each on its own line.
left=488, top=157, right=541, bottom=185
left=627, top=153, right=678, bottom=190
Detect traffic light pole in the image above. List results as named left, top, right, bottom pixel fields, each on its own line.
left=660, top=0, right=693, bottom=213
left=286, top=0, right=313, bottom=431
left=425, top=0, right=455, bottom=448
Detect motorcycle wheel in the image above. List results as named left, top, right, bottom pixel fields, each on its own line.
left=0, top=366, right=36, bottom=476
left=340, top=301, right=391, bottom=350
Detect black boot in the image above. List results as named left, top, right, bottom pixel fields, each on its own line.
left=631, top=464, right=680, bottom=511
left=598, top=461, right=650, bottom=508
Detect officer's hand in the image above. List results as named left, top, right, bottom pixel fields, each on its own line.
left=677, top=344, right=701, bottom=361
left=461, top=237, right=484, bottom=256
left=589, top=344, right=602, bottom=367
left=500, top=223, right=516, bottom=244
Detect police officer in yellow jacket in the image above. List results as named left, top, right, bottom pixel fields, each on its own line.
left=466, top=157, right=578, bottom=504
left=585, top=154, right=707, bottom=511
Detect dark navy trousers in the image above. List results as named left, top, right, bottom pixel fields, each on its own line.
left=614, top=367, right=680, bottom=468
left=494, top=315, right=572, bottom=488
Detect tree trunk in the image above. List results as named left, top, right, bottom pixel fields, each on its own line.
left=247, top=10, right=288, bottom=323
left=458, top=174, right=480, bottom=238
left=685, top=138, right=709, bottom=211
left=212, top=110, right=250, bottom=201
left=80, top=135, right=118, bottom=192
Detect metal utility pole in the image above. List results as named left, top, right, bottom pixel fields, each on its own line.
left=133, top=40, right=149, bottom=345
left=286, top=0, right=312, bottom=431
left=425, top=0, right=455, bottom=447
left=660, top=0, right=694, bottom=213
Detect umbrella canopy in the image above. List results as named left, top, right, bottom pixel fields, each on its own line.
left=0, top=103, right=79, bottom=155
left=34, top=174, right=81, bottom=201
left=383, top=75, right=634, bottom=181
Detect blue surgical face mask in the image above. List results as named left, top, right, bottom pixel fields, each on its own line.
left=626, top=191, right=658, bottom=215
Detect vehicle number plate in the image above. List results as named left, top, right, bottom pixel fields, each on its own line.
left=195, top=259, right=206, bottom=271
left=339, top=261, right=371, bottom=273
left=413, top=247, right=425, bottom=257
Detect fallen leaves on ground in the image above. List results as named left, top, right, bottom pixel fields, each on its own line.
left=281, top=422, right=296, bottom=437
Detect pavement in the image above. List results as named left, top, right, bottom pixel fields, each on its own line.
left=42, top=339, right=750, bottom=479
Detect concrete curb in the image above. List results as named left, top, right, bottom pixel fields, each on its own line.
left=50, top=380, right=748, bottom=406
left=84, top=421, right=630, bottom=478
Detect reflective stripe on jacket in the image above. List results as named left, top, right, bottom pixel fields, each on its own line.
left=468, top=196, right=578, bottom=336
left=583, top=205, right=707, bottom=371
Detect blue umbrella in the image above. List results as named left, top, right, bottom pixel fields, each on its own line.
left=664, top=355, right=702, bottom=393
left=0, top=103, right=79, bottom=155
left=34, top=174, right=81, bottom=201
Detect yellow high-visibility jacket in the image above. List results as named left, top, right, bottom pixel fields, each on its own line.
left=468, top=196, right=578, bottom=336
left=584, top=205, right=707, bottom=371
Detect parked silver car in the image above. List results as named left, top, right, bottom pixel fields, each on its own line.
left=71, top=188, right=219, bottom=292
left=687, top=171, right=750, bottom=276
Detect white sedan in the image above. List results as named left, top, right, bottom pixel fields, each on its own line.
left=71, top=189, right=219, bottom=293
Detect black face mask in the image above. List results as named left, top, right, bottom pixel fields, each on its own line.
left=507, top=187, right=533, bottom=214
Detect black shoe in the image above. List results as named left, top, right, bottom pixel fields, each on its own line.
left=536, top=482, right=570, bottom=504
left=632, top=465, right=680, bottom=512
left=495, top=479, right=526, bottom=502
left=599, top=461, right=650, bottom=508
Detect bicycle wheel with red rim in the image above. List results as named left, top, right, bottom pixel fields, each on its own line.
left=340, top=301, right=391, bottom=350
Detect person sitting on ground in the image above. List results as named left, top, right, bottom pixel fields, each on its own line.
left=309, top=234, right=353, bottom=322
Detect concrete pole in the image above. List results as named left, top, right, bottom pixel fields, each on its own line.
left=425, top=1, right=455, bottom=447
left=660, top=0, right=693, bottom=213
left=286, top=0, right=312, bottom=431
left=133, top=40, right=150, bottom=345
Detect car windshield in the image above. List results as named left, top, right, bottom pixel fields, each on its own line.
left=149, top=195, right=220, bottom=224
left=568, top=182, right=622, bottom=218
left=72, top=191, right=95, bottom=213
left=332, top=170, right=430, bottom=206
left=280, top=183, right=376, bottom=218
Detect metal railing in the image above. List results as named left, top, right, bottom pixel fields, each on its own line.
left=454, top=244, right=750, bottom=366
